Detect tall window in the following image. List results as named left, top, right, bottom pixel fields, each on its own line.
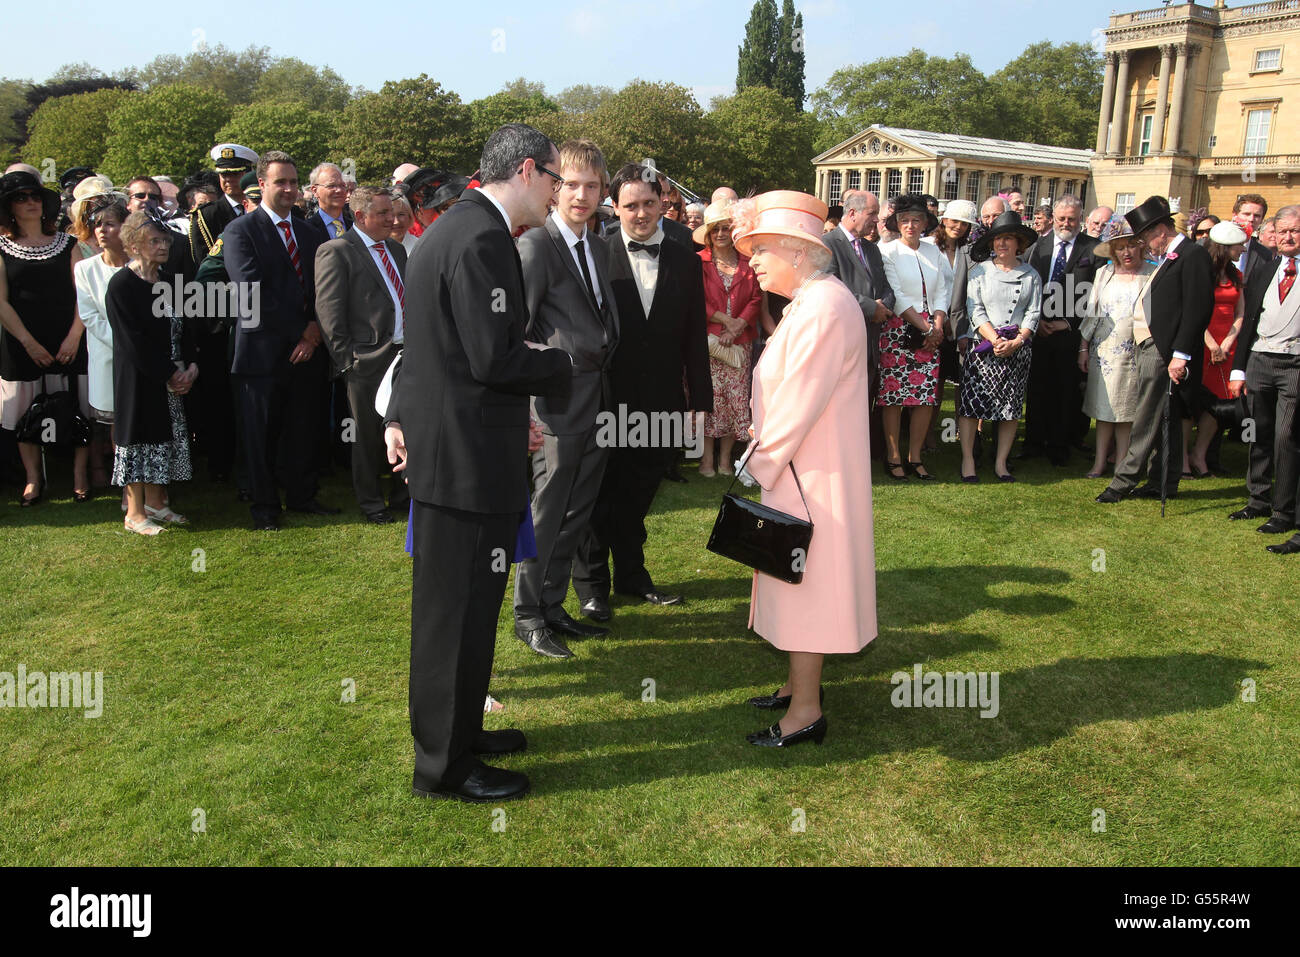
left=1138, top=113, right=1154, bottom=156
left=944, top=168, right=961, bottom=201
left=1046, top=178, right=1059, bottom=205
left=1245, top=109, right=1272, bottom=156
left=987, top=172, right=1002, bottom=196
left=886, top=168, right=902, bottom=198
left=1078, top=180, right=1088, bottom=207
left=1254, top=48, right=1282, bottom=72
left=965, top=170, right=982, bottom=203
left=907, top=168, right=925, bottom=194
left=1115, top=192, right=1136, bottom=214
left=1063, top=180, right=1076, bottom=199
left=1027, top=176, right=1041, bottom=209
left=1010, top=173, right=1023, bottom=189
left=828, top=171, right=842, bottom=204
left=867, top=169, right=881, bottom=197
left=847, top=169, right=861, bottom=192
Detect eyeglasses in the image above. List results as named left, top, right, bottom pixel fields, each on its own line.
left=131, top=191, right=163, bottom=203
left=523, top=162, right=565, bottom=192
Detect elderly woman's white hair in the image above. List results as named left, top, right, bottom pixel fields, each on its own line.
left=777, top=233, right=832, bottom=271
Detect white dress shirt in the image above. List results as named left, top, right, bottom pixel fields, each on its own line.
left=476, top=188, right=512, bottom=234
left=621, top=225, right=663, bottom=317
left=261, top=202, right=298, bottom=250
left=552, top=212, right=602, bottom=309
left=352, top=225, right=404, bottom=344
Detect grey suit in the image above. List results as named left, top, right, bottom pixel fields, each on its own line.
left=514, top=216, right=620, bottom=630
left=315, top=228, right=407, bottom=515
left=823, top=226, right=895, bottom=324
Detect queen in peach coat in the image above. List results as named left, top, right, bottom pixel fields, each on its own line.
left=732, top=190, right=878, bottom=749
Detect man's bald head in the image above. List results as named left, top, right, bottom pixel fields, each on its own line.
left=711, top=186, right=738, bottom=205
left=981, top=196, right=1007, bottom=226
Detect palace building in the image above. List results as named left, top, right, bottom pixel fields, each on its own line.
left=1092, top=0, right=1300, bottom=217
left=811, top=125, right=1094, bottom=211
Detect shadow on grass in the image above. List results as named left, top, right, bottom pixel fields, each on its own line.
left=519, top=652, right=1265, bottom=794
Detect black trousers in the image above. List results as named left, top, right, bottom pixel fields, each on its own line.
left=342, top=347, right=405, bottom=515
left=1025, top=327, right=1081, bottom=454
left=1245, top=351, right=1300, bottom=523
left=236, top=352, right=324, bottom=521
left=573, top=444, right=673, bottom=601
left=195, top=327, right=237, bottom=478
left=410, top=500, right=516, bottom=791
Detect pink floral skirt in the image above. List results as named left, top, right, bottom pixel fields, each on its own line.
left=877, top=315, right=939, bottom=407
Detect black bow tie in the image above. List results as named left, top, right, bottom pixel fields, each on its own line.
left=628, top=241, right=660, bottom=258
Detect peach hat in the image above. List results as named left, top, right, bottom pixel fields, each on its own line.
left=732, top=190, right=829, bottom=257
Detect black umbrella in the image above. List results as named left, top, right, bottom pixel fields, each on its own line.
left=1161, top=377, right=1172, bottom=518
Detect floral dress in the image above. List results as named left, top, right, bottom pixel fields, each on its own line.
left=1079, top=265, right=1151, bottom=423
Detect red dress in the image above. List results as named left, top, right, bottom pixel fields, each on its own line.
left=1202, top=280, right=1241, bottom=400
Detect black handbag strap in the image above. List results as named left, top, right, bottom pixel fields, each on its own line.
left=727, top=444, right=813, bottom=523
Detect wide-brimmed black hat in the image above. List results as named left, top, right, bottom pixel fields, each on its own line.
left=884, top=193, right=939, bottom=234
left=969, top=210, right=1040, bottom=263
left=400, top=167, right=448, bottom=203
left=0, top=170, right=60, bottom=220
left=424, top=175, right=470, bottom=210
left=1125, top=195, right=1176, bottom=237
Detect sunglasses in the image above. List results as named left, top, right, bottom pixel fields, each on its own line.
left=1195, top=228, right=1212, bottom=236
left=12, top=191, right=43, bottom=203
left=663, top=201, right=682, bottom=211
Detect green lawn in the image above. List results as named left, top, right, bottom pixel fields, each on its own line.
left=2, top=421, right=1296, bottom=866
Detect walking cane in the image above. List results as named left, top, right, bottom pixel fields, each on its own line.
left=1161, top=376, right=1173, bottom=518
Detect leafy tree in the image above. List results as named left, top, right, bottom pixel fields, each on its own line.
left=709, top=86, right=816, bottom=193
left=0, top=78, right=31, bottom=166
left=468, top=90, right=559, bottom=149
left=214, top=102, right=336, bottom=172
left=498, top=78, right=548, bottom=101
left=555, top=84, right=614, bottom=115
left=773, top=0, right=805, bottom=108
left=331, top=75, right=475, bottom=181
left=581, top=81, right=713, bottom=188
left=811, top=50, right=998, bottom=152
left=736, top=0, right=779, bottom=92
left=12, top=75, right=135, bottom=144
left=47, top=63, right=110, bottom=84
left=119, top=45, right=271, bottom=107
left=22, top=88, right=137, bottom=174
left=990, top=41, right=1104, bottom=149
left=253, top=59, right=353, bottom=113
left=100, top=84, right=230, bottom=181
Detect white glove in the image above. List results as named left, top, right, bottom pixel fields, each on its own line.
left=734, top=460, right=757, bottom=488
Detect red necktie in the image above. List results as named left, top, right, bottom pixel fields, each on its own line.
left=1280, top=257, right=1297, bottom=302
left=373, top=242, right=405, bottom=313
left=278, top=221, right=302, bottom=285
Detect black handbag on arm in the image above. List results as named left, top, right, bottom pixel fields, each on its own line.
left=14, top=375, right=91, bottom=448
left=706, top=445, right=814, bottom=584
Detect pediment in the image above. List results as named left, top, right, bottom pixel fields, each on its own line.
left=821, top=128, right=934, bottom=165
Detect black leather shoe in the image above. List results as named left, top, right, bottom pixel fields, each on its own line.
left=580, top=597, right=611, bottom=622
left=413, top=761, right=529, bottom=803
left=1095, top=488, right=1126, bottom=504
left=664, top=467, right=688, bottom=483
left=1130, top=485, right=1174, bottom=500
left=1047, top=449, right=1069, bottom=467
left=289, top=499, right=341, bottom=515
left=1257, top=518, right=1293, bottom=535
left=1229, top=504, right=1270, bottom=521
left=472, top=728, right=527, bottom=755
left=750, top=685, right=825, bottom=710
left=625, top=590, right=683, bottom=606
left=547, top=610, right=608, bottom=637
left=364, top=510, right=395, bottom=525
left=1266, top=538, right=1300, bottom=555
left=515, top=626, right=573, bottom=659
left=237, top=489, right=252, bottom=502
left=747, top=716, right=827, bottom=747
left=252, top=517, right=280, bottom=531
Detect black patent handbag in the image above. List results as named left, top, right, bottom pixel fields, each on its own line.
left=706, top=447, right=814, bottom=584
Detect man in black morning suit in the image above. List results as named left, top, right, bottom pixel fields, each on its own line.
left=573, top=163, right=712, bottom=621
left=1097, top=196, right=1214, bottom=503
left=383, top=125, right=572, bottom=803
left=1025, top=195, right=1100, bottom=466
left=223, top=150, right=336, bottom=530
left=513, top=140, right=620, bottom=659
left=1226, top=204, right=1300, bottom=552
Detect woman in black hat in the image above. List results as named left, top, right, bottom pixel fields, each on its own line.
left=957, top=211, right=1043, bottom=482
left=0, top=170, right=90, bottom=505
left=878, top=193, right=949, bottom=479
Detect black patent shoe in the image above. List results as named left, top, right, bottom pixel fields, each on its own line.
left=749, top=685, right=825, bottom=710
left=747, top=716, right=827, bottom=747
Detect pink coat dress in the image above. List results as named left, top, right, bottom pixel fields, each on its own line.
left=746, top=275, right=878, bottom=654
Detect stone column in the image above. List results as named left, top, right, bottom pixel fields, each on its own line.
left=1096, top=53, right=1118, bottom=153
left=1109, top=49, right=1132, bottom=156
left=1152, top=44, right=1174, bottom=154
left=1165, top=43, right=1196, bottom=155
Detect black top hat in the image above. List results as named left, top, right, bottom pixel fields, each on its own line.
left=884, top=193, right=939, bottom=234
left=59, top=166, right=96, bottom=192
left=969, top=210, right=1040, bottom=263
left=1124, top=195, right=1175, bottom=237
left=424, top=175, right=470, bottom=210
left=0, top=170, right=60, bottom=220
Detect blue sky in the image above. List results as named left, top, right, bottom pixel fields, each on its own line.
left=10, top=0, right=1118, bottom=105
